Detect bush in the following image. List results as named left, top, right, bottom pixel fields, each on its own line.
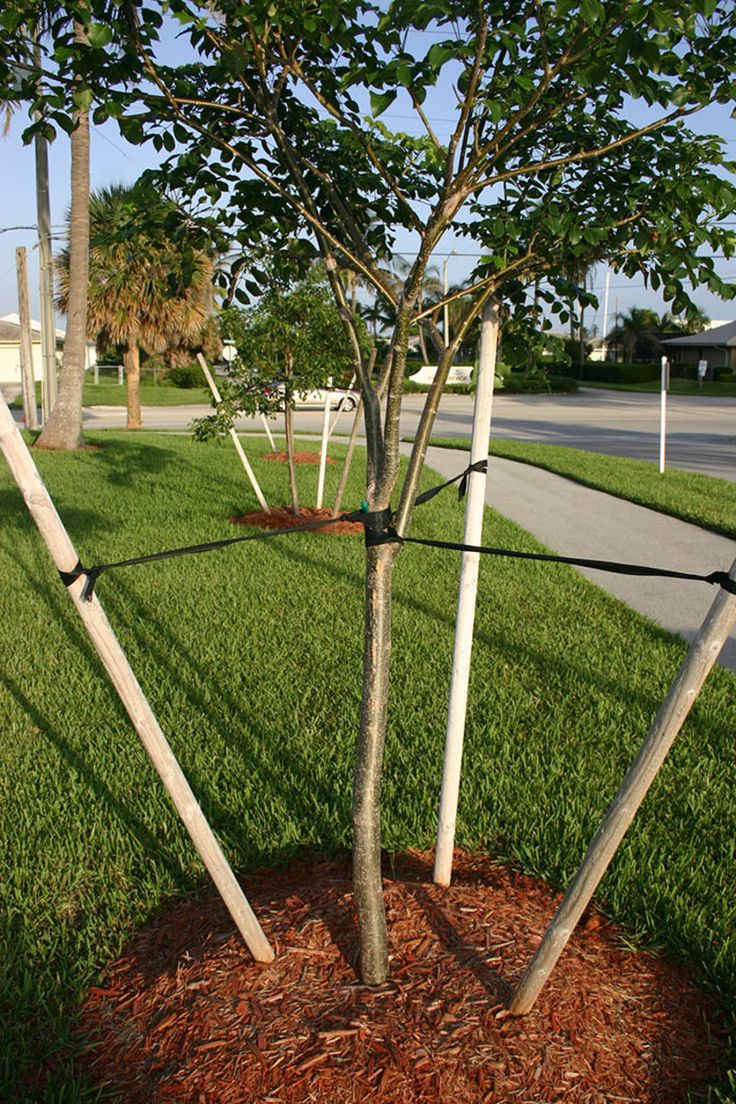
left=503, top=373, right=578, bottom=394
left=717, top=371, right=736, bottom=384
left=567, top=361, right=659, bottom=384
left=167, top=363, right=207, bottom=389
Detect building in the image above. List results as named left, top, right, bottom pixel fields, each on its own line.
left=0, top=314, right=97, bottom=384
left=662, top=320, right=736, bottom=377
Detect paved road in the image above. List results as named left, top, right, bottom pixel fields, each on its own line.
left=75, top=388, right=736, bottom=481
left=418, top=445, right=736, bottom=673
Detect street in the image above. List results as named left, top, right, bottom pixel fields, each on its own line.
left=78, top=388, right=736, bottom=482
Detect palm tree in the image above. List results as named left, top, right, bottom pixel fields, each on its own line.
left=607, top=307, right=661, bottom=363
left=660, top=307, right=710, bottom=334
left=57, top=184, right=213, bottom=428
left=36, top=18, right=89, bottom=450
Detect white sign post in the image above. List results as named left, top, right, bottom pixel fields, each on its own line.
left=434, top=299, right=500, bottom=887
left=658, top=355, right=669, bottom=474
left=697, top=358, right=708, bottom=392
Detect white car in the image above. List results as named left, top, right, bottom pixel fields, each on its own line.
left=265, top=383, right=359, bottom=412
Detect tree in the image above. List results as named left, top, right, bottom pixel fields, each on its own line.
left=35, top=18, right=91, bottom=450
left=56, top=183, right=214, bottom=429
left=200, top=267, right=364, bottom=513
left=30, top=0, right=736, bottom=984
left=607, top=306, right=662, bottom=362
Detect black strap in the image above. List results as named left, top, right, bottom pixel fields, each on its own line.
left=59, top=508, right=365, bottom=601
left=57, top=456, right=736, bottom=601
left=389, top=531, right=736, bottom=595
left=414, top=459, right=487, bottom=506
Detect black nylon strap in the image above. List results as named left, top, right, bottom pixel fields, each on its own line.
left=391, top=531, right=736, bottom=594
left=414, top=460, right=488, bottom=506
left=59, top=508, right=365, bottom=601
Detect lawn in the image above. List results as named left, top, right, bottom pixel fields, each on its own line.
left=581, top=378, right=736, bottom=397
left=425, top=436, right=736, bottom=540
left=10, top=380, right=212, bottom=409
left=1, top=431, right=735, bottom=1101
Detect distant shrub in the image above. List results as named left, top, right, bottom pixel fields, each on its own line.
left=567, top=361, right=659, bottom=384
left=167, top=363, right=206, bottom=389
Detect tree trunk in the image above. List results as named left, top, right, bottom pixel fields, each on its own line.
left=36, top=95, right=90, bottom=451
left=283, top=403, right=299, bottom=514
left=353, top=539, right=399, bottom=984
left=125, top=344, right=142, bottom=429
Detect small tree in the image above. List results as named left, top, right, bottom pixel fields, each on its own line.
left=198, top=267, right=364, bottom=513
left=30, top=0, right=736, bottom=986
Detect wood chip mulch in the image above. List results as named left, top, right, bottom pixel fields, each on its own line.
left=263, top=450, right=336, bottom=465
left=230, top=505, right=364, bottom=535
left=69, top=851, right=725, bottom=1103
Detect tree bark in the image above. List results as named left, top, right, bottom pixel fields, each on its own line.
left=125, top=344, right=142, bottom=429
left=36, top=93, right=90, bottom=450
left=353, top=538, right=399, bottom=984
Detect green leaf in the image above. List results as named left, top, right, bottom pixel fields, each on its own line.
left=579, top=0, right=605, bottom=25
left=86, top=23, right=114, bottom=50
left=369, top=89, right=397, bottom=118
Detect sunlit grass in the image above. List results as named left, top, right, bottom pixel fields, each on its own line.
left=1, top=431, right=735, bottom=1100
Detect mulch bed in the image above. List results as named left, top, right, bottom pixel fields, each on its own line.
left=263, top=451, right=336, bottom=465
left=73, top=851, right=725, bottom=1103
left=231, top=506, right=364, bottom=535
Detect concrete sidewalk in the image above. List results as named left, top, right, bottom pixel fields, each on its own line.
left=417, top=445, right=736, bottom=673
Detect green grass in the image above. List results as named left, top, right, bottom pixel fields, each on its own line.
left=424, top=436, right=736, bottom=539
left=82, top=382, right=211, bottom=406
left=10, top=381, right=212, bottom=409
left=1, top=432, right=736, bottom=1100
left=581, top=378, right=736, bottom=397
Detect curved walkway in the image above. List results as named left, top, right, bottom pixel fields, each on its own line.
left=418, top=445, right=736, bottom=673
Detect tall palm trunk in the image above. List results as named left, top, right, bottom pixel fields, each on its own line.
left=124, top=343, right=142, bottom=429
left=36, top=89, right=89, bottom=449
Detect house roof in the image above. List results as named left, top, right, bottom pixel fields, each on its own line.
left=0, top=318, right=41, bottom=343
left=662, top=320, right=736, bottom=348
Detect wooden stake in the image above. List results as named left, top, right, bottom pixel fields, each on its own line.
left=260, top=414, right=276, bottom=450
left=316, top=381, right=332, bottom=510
left=434, top=299, right=500, bottom=887
left=0, top=391, right=274, bottom=963
left=197, top=354, right=270, bottom=513
left=15, top=247, right=39, bottom=431
left=509, top=560, right=736, bottom=1015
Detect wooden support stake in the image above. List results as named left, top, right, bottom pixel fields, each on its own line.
left=260, top=414, right=276, bottom=450
left=509, top=560, right=736, bottom=1015
left=197, top=354, right=270, bottom=513
left=15, top=247, right=39, bottom=431
left=316, top=381, right=332, bottom=510
left=0, top=391, right=274, bottom=963
left=434, top=299, right=500, bottom=886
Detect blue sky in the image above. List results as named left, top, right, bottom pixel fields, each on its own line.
left=1, top=41, right=734, bottom=335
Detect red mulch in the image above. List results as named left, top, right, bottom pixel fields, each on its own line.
left=231, top=506, right=364, bottom=535
left=72, top=851, right=724, bottom=1103
left=264, top=450, right=336, bottom=465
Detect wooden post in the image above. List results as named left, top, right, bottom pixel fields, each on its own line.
left=0, top=391, right=274, bottom=964
left=15, top=247, right=39, bottom=431
left=260, top=415, right=276, bottom=450
left=118, top=363, right=124, bottom=386
left=509, top=560, right=736, bottom=1015
left=316, top=381, right=332, bottom=510
left=433, top=299, right=500, bottom=887
left=196, top=354, right=270, bottom=514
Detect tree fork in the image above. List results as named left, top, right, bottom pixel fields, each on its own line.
left=354, top=538, right=399, bottom=984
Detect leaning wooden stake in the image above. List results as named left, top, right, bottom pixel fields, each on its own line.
left=316, top=381, right=332, bottom=510
left=196, top=354, right=270, bottom=513
left=434, top=299, right=500, bottom=886
left=16, top=247, right=39, bottom=431
left=509, top=560, right=736, bottom=1015
left=0, top=392, right=274, bottom=963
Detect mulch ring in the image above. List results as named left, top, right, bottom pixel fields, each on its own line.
left=231, top=505, right=364, bottom=535
left=72, top=851, right=726, bottom=1103
left=264, top=450, right=335, bottom=465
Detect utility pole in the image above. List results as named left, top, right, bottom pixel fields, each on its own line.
left=601, top=268, right=611, bottom=361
